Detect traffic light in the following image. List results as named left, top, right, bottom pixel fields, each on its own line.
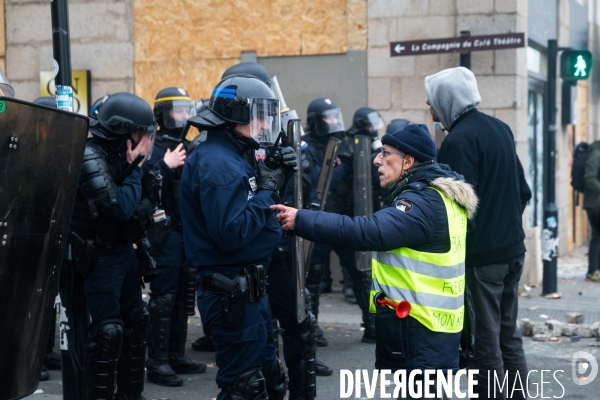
left=560, top=50, right=593, bottom=81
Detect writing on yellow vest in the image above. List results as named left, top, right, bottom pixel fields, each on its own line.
left=370, top=187, right=467, bottom=333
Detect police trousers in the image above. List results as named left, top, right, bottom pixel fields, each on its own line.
left=197, top=271, right=277, bottom=399
left=84, top=246, right=144, bottom=322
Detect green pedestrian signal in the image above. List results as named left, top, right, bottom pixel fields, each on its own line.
left=560, top=50, right=593, bottom=81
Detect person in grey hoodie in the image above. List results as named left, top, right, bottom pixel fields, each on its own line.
left=425, top=67, right=532, bottom=400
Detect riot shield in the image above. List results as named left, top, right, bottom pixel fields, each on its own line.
left=304, top=136, right=341, bottom=270
left=0, top=97, right=88, bottom=400
left=287, top=118, right=306, bottom=324
left=270, top=76, right=305, bottom=138
left=353, top=135, right=373, bottom=272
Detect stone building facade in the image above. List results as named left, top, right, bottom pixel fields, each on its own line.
left=3, top=0, right=600, bottom=288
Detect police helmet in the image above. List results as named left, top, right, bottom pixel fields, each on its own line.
left=33, top=96, right=57, bottom=108
left=92, top=92, right=156, bottom=141
left=386, top=118, right=410, bottom=134
left=90, top=95, right=110, bottom=119
left=347, top=107, right=385, bottom=138
left=221, top=62, right=271, bottom=87
left=154, top=87, right=196, bottom=132
left=208, top=75, right=280, bottom=147
left=306, top=98, right=344, bottom=136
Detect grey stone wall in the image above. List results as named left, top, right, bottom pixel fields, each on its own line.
left=367, top=0, right=538, bottom=280
left=5, top=0, right=134, bottom=103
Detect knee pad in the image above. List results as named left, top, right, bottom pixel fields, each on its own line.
left=89, top=318, right=123, bottom=359
left=306, top=263, right=325, bottom=286
left=150, top=293, right=176, bottom=318
left=266, top=358, right=288, bottom=400
left=121, top=302, right=150, bottom=337
left=225, top=367, right=268, bottom=400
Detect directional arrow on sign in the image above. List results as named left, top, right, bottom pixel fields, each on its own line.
left=394, top=44, right=405, bottom=54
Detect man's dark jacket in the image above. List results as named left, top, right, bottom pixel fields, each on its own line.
left=437, top=109, right=532, bottom=267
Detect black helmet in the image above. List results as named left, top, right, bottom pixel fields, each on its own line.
left=91, top=92, right=156, bottom=142
left=347, top=107, right=384, bottom=138
left=306, top=98, right=344, bottom=136
left=208, top=75, right=280, bottom=147
left=153, top=87, right=196, bottom=134
left=33, top=96, right=57, bottom=108
left=386, top=118, right=410, bottom=134
left=221, top=62, right=271, bottom=86
left=90, top=94, right=110, bottom=119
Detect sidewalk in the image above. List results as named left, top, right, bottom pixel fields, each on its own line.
left=518, top=244, right=600, bottom=324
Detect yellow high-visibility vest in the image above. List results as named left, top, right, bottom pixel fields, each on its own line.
left=370, top=187, right=466, bottom=333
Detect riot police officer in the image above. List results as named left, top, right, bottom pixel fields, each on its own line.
left=145, top=87, right=206, bottom=386
left=68, top=92, right=154, bottom=400
left=180, top=75, right=293, bottom=400
left=303, top=99, right=376, bottom=344
left=346, top=108, right=388, bottom=212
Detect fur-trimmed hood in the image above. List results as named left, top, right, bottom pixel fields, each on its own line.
left=429, top=177, right=478, bottom=219
left=400, top=163, right=479, bottom=219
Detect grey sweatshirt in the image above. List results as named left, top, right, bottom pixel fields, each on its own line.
left=424, top=67, right=481, bottom=130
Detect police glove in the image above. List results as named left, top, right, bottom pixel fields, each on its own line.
left=279, top=146, right=299, bottom=172
left=257, top=160, right=286, bottom=193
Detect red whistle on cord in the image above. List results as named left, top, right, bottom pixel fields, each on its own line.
left=374, top=292, right=411, bottom=319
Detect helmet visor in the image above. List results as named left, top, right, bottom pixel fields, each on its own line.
left=162, top=99, right=196, bottom=129
left=131, top=122, right=157, bottom=161
left=321, top=108, right=345, bottom=134
left=249, top=98, right=280, bottom=147
left=366, top=111, right=385, bottom=133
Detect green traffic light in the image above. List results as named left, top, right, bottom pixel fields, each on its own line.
left=561, top=50, right=593, bottom=81
left=574, top=55, right=587, bottom=77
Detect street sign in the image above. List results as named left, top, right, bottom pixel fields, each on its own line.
left=390, top=32, right=525, bottom=57
left=560, top=50, right=593, bottom=81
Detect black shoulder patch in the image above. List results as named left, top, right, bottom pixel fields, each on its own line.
left=395, top=199, right=413, bottom=213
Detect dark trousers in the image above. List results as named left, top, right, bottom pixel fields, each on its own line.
left=466, top=257, right=528, bottom=400
left=586, top=209, right=600, bottom=274
left=84, top=246, right=144, bottom=322
left=197, top=274, right=276, bottom=399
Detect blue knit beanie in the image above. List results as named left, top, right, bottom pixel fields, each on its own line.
left=380, top=123, right=436, bottom=162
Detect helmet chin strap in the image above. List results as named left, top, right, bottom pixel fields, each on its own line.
left=228, top=126, right=260, bottom=150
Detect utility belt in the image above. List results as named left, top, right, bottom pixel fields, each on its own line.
left=67, top=231, right=128, bottom=276
left=200, top=265, right=266, bottom=327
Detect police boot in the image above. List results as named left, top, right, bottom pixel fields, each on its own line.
left=266, top=358, right=288, bottom=400
left=44, top=308, right=62, bottom=370
left=146, top=295, right=183, bottom=386
left=315, top=358, right=333, bottom=376
left=223, top=368, right=268, bottom=400
left=352, top=272, right=376, bottom=344
left=84, top=319, right=123, bottom=400
left=342, top=267, right=357, bottom=304
left=191, top=334, right=216, bottom=352
left=168, top=298, right=207, bottom=375
left=40, top=365, right=50, bottom=381
left=285, top=312, right=317, bottom=400
left=117, top=304, right=151, bottom=398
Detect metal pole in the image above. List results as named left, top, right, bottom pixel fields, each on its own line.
left=542, top=39, right=558, bottom=295
left=52, top=1, right=87, bottom=398
left=460, top=30, right=471, bottom=69
left=51, top=0, right=73, bottom=112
